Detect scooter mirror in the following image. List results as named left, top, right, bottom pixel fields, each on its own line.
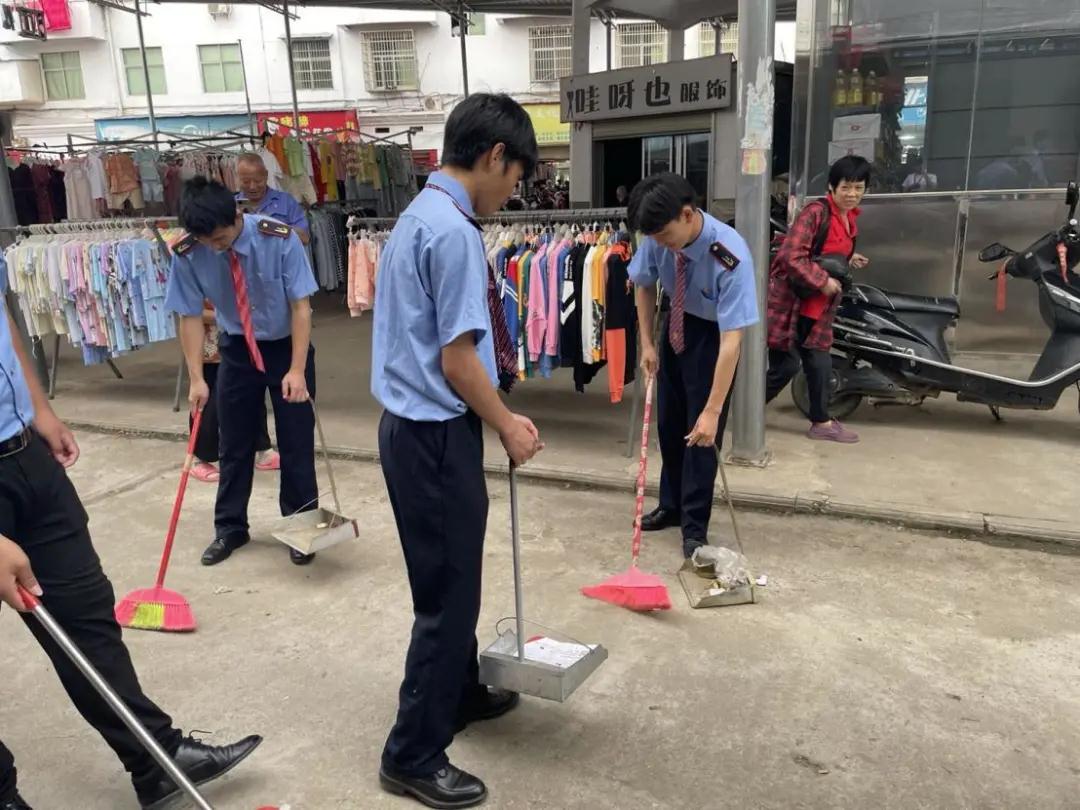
left=1067, top=182, right=1079, bottom=217
left=978, top=242, right=1011, bottom=263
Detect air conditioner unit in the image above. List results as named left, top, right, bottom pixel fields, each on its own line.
left=207, top=3, right=231, bottom=17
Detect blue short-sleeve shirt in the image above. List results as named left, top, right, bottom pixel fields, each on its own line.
left=371, top=171, right=497, bottom=422
left=240, top=188, right=309, bottom=235
left=165, top=214, right=318, bottom=340
left=629, top=211, right=760, bottom=331
left=0, top=257, right=36, bottom=438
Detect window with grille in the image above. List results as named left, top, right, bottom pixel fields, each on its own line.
left=617, top=22, right=668, bottom=68
left=199, top=43, right=244, bottom=93
left=699, top=22, right=739, bottom=60
left=528, top=25, right=572, bottom=83
left=122, top=46, right=166, bottom=96
left=41, top=51, right=84, bottom=100
left=291, top=38, right=333, bottom=90
left=361, top=30, right=418, bottom=92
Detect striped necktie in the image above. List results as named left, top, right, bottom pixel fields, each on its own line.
left=669, top=252, right=688, bottom=355
left=228, top=250, right=266, bottom=372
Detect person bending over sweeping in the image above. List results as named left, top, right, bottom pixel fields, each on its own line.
left=167, top=177, right=320, bottom=567
left=630, top=174, right=759, bottom=560
left=0, top=267, right=261, bottom=810
left=371, top=93, right=543, bottom=809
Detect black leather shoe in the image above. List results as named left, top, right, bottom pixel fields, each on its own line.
left=683, top=538, right=707, bottom=559
left=0, top=793, right=32, bottom=810
left=455, top=688, right=520, bottom=732
left=137, top=733, right=262, bottom=810
left=379, top=763, right=487, bottom=809
left=289, top=547, right=316, bottom=566
left=640, top=507, right=680, bottom=532
left=200, top=532, right=250, bottom=566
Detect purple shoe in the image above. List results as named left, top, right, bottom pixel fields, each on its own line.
left=808, top=420, right=860, bottom=443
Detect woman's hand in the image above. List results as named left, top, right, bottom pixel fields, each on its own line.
left=850, top=253, right=870, bottom=270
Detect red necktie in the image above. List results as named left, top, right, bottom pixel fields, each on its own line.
left=669, top=252, right=688, bottom=355
left=228, top=250, right=265, bottom=372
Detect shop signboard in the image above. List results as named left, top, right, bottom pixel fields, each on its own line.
left=256, top=109, right=358, bottom=136
left=523, top=103, right=569, bottom=145
left=560, top=54, right=733, bottom=124
left=95, top=114, right=250, bottom=141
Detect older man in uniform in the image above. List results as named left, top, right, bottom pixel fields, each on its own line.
left=236, top=153, right=309, bottom=244
left=630, top=173, right=759, bottom=559
left=0, top=260, right=261, bottom=810
left=372, top=93, right=543, bottom=809
left=166, top=177, right=320, bottom=567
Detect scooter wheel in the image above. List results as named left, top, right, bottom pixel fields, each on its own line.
left=791, top=371, right=863, bottom=421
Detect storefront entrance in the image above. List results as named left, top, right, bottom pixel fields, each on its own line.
left=597, top=132, right=711, bottom=207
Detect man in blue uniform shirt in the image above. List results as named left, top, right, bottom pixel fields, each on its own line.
left=0, top=259, right=261, bottom=810
left=629, top=173, right=759, bottom=559
left=166, top=177, right=320, bottom=567
left=236, top=153, right=309, bottom=243
left=372, top=93, right=543, bottom=809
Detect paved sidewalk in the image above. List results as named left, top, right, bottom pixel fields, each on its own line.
left=3, top=434, right=1080, bottom=809
left=43, top=295, right=1080, bottom=544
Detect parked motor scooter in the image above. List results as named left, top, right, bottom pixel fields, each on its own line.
left=788, top=182, right=1080, bottom=421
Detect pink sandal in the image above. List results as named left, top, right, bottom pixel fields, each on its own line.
left=192, top=462, right=220, bottom=483
left=255, top=450, right=281, bottom=472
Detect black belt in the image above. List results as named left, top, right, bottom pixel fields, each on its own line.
left=0, top=427, right=32, bottom=459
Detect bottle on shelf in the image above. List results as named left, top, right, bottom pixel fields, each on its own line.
left=833, top=69, right=848, bottom=110
left=865, top=70, right=880, bottom=108
left=847, top=70, right=864, bottom=108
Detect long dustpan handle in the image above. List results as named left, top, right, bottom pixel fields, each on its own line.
left=17, top=585, right=215, bottom=810
left=630, top=376, right=656, bottom=567
left=713, top=446, right=745, bottom=556
left=310, top=398, right=342, bottom=517
left=508, top=463, right=526, bottom=662
left=154, top=408, right=203, bottom=590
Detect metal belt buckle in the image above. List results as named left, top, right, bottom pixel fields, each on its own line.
left=0, top=428, right=30, bottom=459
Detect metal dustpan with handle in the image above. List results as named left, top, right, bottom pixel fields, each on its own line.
left=271, top=399, right=359, bottom=555
left=479, top=464, right=608, bottom=703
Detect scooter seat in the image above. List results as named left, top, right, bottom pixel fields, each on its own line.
left=855, top=284, right=960, bottom=316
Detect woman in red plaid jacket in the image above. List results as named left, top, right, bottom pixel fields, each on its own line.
left=765, top=156, right=872, bottom=443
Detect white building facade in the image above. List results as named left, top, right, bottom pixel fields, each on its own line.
left=0, top=3, right=792, bottom=160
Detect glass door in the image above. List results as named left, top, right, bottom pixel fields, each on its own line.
left=640, top=132, right=710, bottom=203
left=642, top=136, right=674, bottom=177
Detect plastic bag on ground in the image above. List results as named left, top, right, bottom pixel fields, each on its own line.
left=690, top=545, right=751, bottom=589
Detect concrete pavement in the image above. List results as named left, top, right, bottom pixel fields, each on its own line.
left=40, top=294, right=1080, bottom=544
left=2, top=433, right=1079, bottom=809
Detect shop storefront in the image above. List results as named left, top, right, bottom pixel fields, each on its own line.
left=564, top=54, right=793, bottom=217
left=791, top=0, right=1080, bottom=354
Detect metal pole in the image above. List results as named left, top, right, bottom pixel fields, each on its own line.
left=458, top=5, right=469, bottom=97
left=508, top=465, right=525, bottom=661
left=605, top=21, right=612, bottom=70
left=237, top=38, right=256, bottom=138
left=729, top=0, right=775, bottom=464
left=281, top=0, right=301, bottom=133
left=133, top=0, right=158, bottom=149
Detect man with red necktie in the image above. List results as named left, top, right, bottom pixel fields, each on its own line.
left=628, top=173, right=760, bottom=560
left=166, top=177, right=320, bottom=567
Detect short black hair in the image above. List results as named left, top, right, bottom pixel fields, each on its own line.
left=180, top=177, right=238, bottom=236
left=828, top=156, right=872, bottom=190
left=627, top=173, right=697, bottom=235
left=442, top=93, right=538, bottom=179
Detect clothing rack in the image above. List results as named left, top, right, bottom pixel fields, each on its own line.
left=1, top=217, right=180, bottom=399
left=342, top=212, right=642, bottom=458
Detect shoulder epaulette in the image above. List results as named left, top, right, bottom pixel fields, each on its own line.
left=257, top=219, right=291, bottom=238
left=710, top=241, right=740, bottom=271
left=172, top=233, right=197, bottom=256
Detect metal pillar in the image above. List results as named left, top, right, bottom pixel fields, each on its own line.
left=133, top=0, right=158, bottom=148
left=605, top=19, right=612, bottom=70
left=458, top=4, right=470, bottom=96
left=729, top=0, right=776, bottom=464
left=568, top=0, right=593, bottom=207
left=281, top=0, right=301, bottom=132
left=667, top=26, right=684, bottom=62
left=238, top=38, right=256, bottom=137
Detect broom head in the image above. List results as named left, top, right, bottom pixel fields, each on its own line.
left=581, top=566, right=672, bottom=612
left=114, top=586, right=196, bottom=632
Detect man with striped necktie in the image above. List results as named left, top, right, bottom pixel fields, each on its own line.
left=628, top=174, right=760, bottom=559
left=166, top=177, right=320, bottom=567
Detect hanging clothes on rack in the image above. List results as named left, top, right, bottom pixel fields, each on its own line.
left=344, top=216, right=393, bottom=316
left=3, top=224, right=177, bottom=365
left=307, top=206, right=347, bottom=291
